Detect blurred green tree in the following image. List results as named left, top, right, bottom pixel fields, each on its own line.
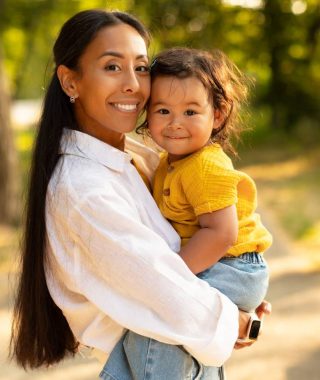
left=131, top=0, right=320, bottom=138
left=0, top=0, right=109, bottom=224
left=1, top=0, right=319, bottom=136
left=0, top=2, right=19, bottom=224
left=262, top=0, right=320, bottom=132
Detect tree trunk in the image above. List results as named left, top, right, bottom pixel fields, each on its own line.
left=0, top=44, right=20, bottom=224
left=263, top=0, right=287, bottom=129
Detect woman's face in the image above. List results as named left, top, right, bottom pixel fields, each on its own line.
left=72, top=23, right=150, bottom=147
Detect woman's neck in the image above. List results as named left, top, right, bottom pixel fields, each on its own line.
left=80, top=126, right=126, bottom=151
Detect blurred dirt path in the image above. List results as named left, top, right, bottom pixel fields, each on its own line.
left=1, top=207, right=320, bottom=379
left=0, top=276, right=101, bottom=380
left=226, top=206, right=320, bottom=380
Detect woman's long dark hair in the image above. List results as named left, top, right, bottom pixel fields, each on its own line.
left=10, top=9, right=150, bottom=369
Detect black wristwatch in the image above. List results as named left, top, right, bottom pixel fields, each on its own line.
left=247, top=313, right=261, bottom=340
left=237, top=312, right=261, bottom=343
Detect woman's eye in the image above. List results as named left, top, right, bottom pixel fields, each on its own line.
left=105, top=64, right=120, bottom=71
left=185, top=110, right=196, bottom=116
left=158, top=109, right=169, bottom=114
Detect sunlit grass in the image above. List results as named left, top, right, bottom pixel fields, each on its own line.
left=239, top=146, right=320, bottom=267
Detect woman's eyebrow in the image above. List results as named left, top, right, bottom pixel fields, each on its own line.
left=98, top=51, right=148, bottom=60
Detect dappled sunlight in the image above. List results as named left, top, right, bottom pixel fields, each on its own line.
left=298, top=222, right=320, bottom=269
left=240, top=150, right=320, bottom=266
left=302, top=221, right=320, bottom=244
left=222, top=0, right=263, bottom=9
left=0, top=225, right=16, bottom=247
left=11, top=100, right=41, bottom=129
left=16, top=130, right=34, bottom=152
left=258, top=183, right=320, bottom=243
left=242, top=157, right=310, bottom=181
left=0, top=226, right=19, bottom=273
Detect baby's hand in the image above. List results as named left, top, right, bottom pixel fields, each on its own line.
left=255, top=300, right=272, bottom=319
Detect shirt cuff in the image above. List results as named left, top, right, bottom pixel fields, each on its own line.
left=185, top=292, right=239, bottom=366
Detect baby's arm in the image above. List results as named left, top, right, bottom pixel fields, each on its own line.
left=179, top=204, right=238, bottom=274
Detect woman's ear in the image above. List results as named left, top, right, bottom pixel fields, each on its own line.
left=57, top=65, right=78, bottom=98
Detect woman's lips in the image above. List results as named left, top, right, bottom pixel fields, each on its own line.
left=111, top=102, right=140, bottom=112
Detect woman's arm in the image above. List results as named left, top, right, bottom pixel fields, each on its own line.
left=235, top=301, right=272, bottom=349
left=179, top=205, right=238, bottom=274
left=47, top=185, right=239, bottom=366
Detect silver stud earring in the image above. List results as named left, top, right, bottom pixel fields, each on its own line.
left=70, top=96, right=76, bottom=103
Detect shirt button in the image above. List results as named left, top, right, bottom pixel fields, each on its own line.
left=167, top=165, right=174, bottom=173
left=163, top=188, right=170, bottom=196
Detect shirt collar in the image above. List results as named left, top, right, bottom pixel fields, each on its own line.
left=60, top=128, right=132, bottom=172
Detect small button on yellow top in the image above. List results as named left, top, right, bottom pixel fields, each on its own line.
left=167, top=165, right=174, bottom=173
left=163, top=188, right=170, bottom=196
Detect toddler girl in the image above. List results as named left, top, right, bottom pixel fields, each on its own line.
left=141, top=47, right=273, bottom=314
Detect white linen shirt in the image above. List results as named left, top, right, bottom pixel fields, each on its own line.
left=45, top=129, right=239, bottom=367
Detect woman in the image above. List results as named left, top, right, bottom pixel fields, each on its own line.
left=11, top=9, right=270, bottom=379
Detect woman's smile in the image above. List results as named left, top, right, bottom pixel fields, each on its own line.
left=110, top=101, right=140, bottom=113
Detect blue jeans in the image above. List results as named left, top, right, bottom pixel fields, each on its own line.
left=198, top=252, right=269, bottom=312
left=100, top=252, right=268, bottom=379
left=100, top=331, right=225, bottom=380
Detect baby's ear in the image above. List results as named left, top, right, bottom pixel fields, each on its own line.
left=212, top=107, right=227, bottom=130
left=57, top=65, right=78, bottom=98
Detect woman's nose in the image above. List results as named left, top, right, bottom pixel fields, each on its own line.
left=122, top=69, right=140, bottom=93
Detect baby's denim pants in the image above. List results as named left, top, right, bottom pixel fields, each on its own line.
left=198, top=252, right=269, bottom=312
left=100, top=252, right=268, bottom=379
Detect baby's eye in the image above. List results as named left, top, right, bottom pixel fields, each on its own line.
left=158, top=109, right=169, bottom=114
left=105, top=64, right=120, bottom=71
left=185, top=110, right=196, bottom=116
left=136, top=65, right=150, bottom=72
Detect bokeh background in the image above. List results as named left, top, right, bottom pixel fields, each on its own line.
left=0, top=0, right=319, bottom=379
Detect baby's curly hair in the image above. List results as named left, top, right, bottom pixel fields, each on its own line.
left=137, top=47, right=251, bottom=155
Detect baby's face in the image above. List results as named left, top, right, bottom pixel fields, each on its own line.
left=147, top=75, right=222, bottom=162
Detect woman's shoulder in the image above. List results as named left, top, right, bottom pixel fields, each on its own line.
left=126, top=136, right=160, bottom=181
left=47, top=154, right=119, bottom=204
left=51, top=129, right=136, bottom=200
left=126, top=136, right=159, bottom=166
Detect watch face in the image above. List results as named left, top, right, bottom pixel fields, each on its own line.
left=249, top=320, right=261, bottom=339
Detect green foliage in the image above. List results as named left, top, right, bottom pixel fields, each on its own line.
left=130, top=0, right=320, bottom=137
left=0, top=0, right=319, bottom=137
left=0, top=0, right=108, bottom=97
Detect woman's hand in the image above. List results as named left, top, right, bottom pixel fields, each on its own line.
left=235, top=300, right=272, bottom=350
